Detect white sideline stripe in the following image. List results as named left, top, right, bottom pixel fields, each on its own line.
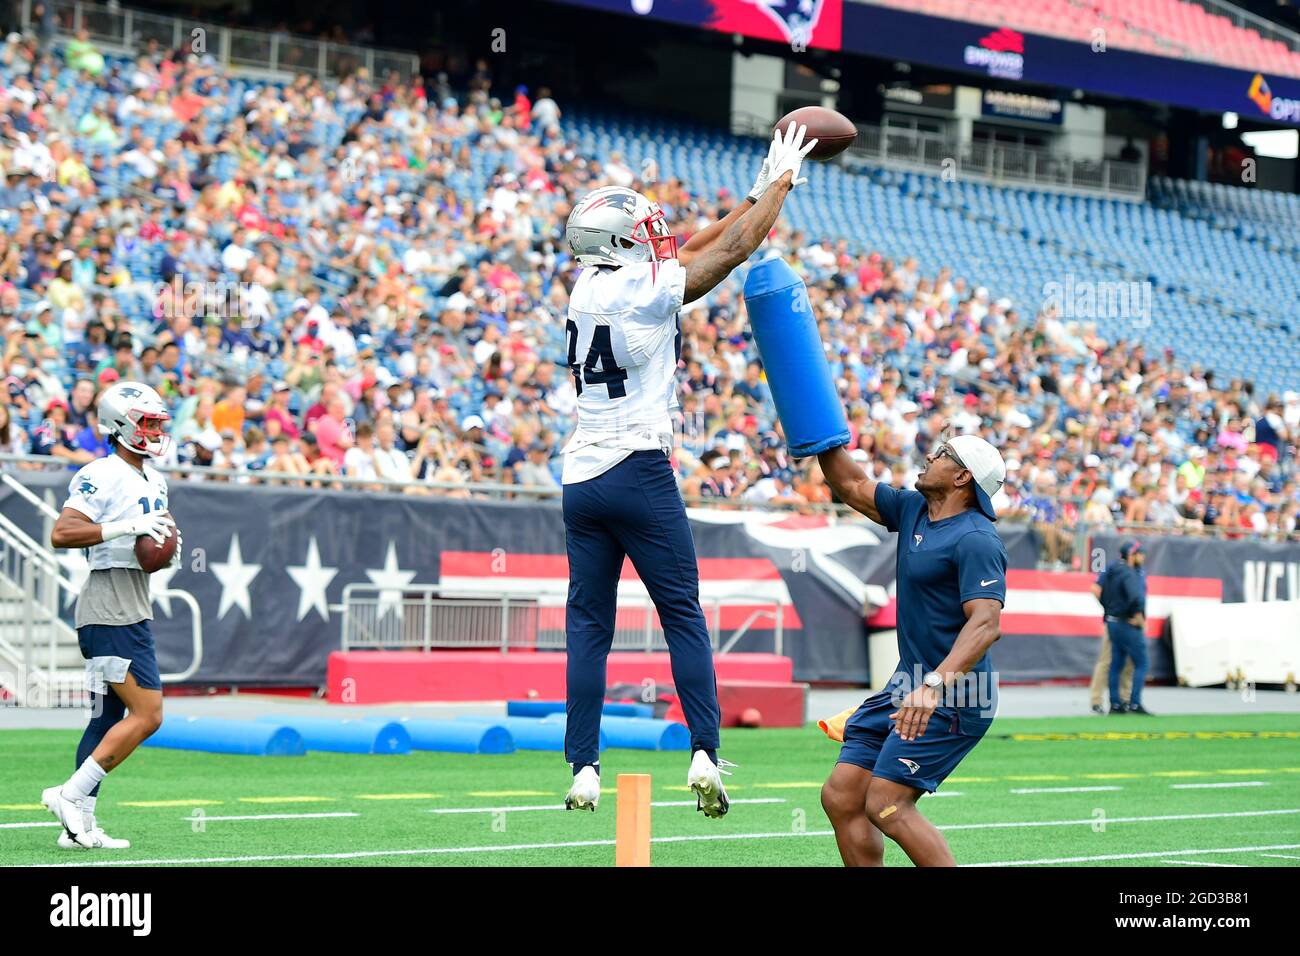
left=1170, top=781, right=1268, bottom=790
left=1, top=821, right=61, bottom=829
left=428, top=798, right=786, bottom=814
left=1161, top=859, right=1247, bottom=867
left=968, top=844, right=1300, bottom=867
left=177, top=812, right=360, bottom=822
left=26, top=809, right=1300, bottom=868
left=1010, top=786, right=1123, bottom=794
left=1260, top=854, right=1300, bottom=861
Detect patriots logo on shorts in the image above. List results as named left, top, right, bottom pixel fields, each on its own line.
left=898, top=758, right=921, bottom=775
left=914, top=534, right=923, bottom=546
left=78, top=480, right=97, bottom=496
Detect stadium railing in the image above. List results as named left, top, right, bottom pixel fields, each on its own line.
left=730, top=112, right=1147, bottom=200
left=21, top=0, right=421, bottom=82
left=339, top=583, right=789, bottom=656
left=1183, top=0, right=1300, bottom=56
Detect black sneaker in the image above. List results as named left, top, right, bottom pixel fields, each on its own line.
left=1126, top=703, right=1154, bottom=715
left=1109, top=703, right=1130, bottom=714
left=1090, top=704, right=1106, bottom=715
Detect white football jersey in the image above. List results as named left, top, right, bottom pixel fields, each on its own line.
left=561, top=259, right=685, bottom=484
left=63, top=454, right=170, bottom=570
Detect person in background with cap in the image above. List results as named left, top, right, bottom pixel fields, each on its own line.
left=817, top=432, right=1008, bottom=866
left=1092, top=540, right=1151, bottom=714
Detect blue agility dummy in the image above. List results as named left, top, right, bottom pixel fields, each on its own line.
left=742, top=256, right=850, bottom=458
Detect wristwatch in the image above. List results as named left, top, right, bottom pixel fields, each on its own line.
left=922, top=671, right=945, bottom=693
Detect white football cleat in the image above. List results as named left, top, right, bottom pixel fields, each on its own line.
left=57, top=815, right=130, bottom=850
left=688, top=751, right=736, bottom=819
left=41, top=786, right=91, bottom=847
left=564, top=765, right=601, bottom=812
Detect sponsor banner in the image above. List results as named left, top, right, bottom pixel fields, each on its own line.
left=545, top=0, right=1300, bottom=125
left=981, top=89, right=1064, bottom=124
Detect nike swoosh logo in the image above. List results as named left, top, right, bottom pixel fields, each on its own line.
left=980, top=579, right=999, bottom=587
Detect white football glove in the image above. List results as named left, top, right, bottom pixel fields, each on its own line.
left=768, top=122, right=819, bottom=189
left=747, top=137, right=778, bottom=202
left=101, top=514, right=175, bottom=545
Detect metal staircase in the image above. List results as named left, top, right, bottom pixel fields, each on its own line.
left=0, top=506, right=87, bottom=707
left=0, top=473, right=204, bottom=707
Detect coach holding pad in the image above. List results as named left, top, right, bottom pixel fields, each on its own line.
left=817, top=433, right=1008, bottom=866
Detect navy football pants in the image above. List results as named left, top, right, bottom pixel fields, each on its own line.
left=563, top=450, right=721, bottom=766
left=1107, top=620, right=1148, bottom=708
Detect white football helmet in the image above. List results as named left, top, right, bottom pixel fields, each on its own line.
left=565, top=186, right=678, bottom=268
left=97, top=381, right=171, bottom=457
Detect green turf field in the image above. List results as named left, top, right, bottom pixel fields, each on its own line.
left=4, top=713, right=1299, bottom=866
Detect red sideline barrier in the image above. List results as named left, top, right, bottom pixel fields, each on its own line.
left=717, top=680, right=808, bottom=728
left=327, top=651, right=794, bottom=704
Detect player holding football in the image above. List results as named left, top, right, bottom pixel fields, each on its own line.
left=41, top=381, right=180, bottom=850
left=560, top=123, right=817, bottom=816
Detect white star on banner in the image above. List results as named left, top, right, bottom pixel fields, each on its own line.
left=286, top=536, right=339, bottom=622
left=212, top=534, right=261, bottom=620
left=365, top=541, right=416, bottom=622
left=56, top=549, right=90, bottom=609
left=150, top=565, right=179, bottom=617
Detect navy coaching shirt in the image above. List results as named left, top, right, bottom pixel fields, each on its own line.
left=875, top=484, right=1008, bottom=731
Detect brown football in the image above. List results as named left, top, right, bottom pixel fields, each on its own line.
left=135, top=514, right=178, bottom=574
left=773, top=106, right=858, bottom=161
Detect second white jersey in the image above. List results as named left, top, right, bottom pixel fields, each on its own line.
left=561, top=259, right=685, bottom=484
left=63, top=454, right=170, bottom=571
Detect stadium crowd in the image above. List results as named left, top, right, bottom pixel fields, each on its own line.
left=0, top=26, right=1296, bottom=556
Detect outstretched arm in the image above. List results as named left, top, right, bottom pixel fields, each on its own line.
left=678, top=196, right=755, bottom=256
left=817, top=445, right=883, bottom=524
left=680, top=173, right=791, bottom=304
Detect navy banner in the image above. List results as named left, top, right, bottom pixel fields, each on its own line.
left=548, top=0, right=1300, bottom=125
left=8, top=472, right=1291, bottom=687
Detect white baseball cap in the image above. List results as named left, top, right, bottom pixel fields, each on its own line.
left=946, top=434, right=1007, bottom=521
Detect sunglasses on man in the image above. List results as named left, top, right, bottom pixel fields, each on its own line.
left=934, top=442, right=969, bottom=471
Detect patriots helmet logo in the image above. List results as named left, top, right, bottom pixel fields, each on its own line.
left=118, top=386, right=142, bottom=399
left=751, top=0, right=825, bottom=49
left=898, top=758, right=921, bottom=775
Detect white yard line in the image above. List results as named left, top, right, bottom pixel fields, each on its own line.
left=1160, top=859, right=1247, bottom=867
left=0, top=820, right=60, bottom=830
left=1260, top=853, right=1300, bottom=861
left=428, top=798, right=787, bottom=814
left=1010, top=786, right=1123, bottom=794
left=1169, top=781, right=1268, bottom=790
left=178, top=812, right=360, bottom=822
left=942, top=807, right=1300, bottom=831
left=25, top=808, right=1300, bottom=867
left=969, top=844, right=1300, bottom=867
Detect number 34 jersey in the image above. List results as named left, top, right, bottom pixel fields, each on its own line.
left=63, top=453, right=170, bottom=571
left=561, top=259, right=685, bottom=485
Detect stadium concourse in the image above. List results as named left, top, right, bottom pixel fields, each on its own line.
left=0, top=29, right=1295, bottom=545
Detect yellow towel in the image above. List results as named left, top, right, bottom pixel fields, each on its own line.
left=818, top=705, right=859, bottom=743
